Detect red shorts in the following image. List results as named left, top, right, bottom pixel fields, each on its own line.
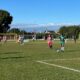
left=48, top=41, right=53, bottom=46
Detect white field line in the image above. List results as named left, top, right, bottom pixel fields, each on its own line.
left=36, top=61, right=80, bottom=73
left=39, top=58, right=80, bottom=62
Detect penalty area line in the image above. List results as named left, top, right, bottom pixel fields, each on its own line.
left=36, top=60, right=80, bottom=73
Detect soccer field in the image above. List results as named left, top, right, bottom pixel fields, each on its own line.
left=0, top=40, right=80, bottom=80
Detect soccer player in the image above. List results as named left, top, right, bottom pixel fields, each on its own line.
left=18, top=35, right=24, bottom=45
left=3, top=35, right=7, bottom=43
left=59, top=34, right=65, bottom=51
left=47, top=35, right=53, bottom=48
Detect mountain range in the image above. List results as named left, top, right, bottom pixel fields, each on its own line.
left=11, top=23, right=63, bottom=32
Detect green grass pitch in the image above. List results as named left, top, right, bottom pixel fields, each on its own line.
left=0, top=40, right=80, bottom=80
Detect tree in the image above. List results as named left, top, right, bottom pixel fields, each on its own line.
left=8, top=28, right=21, bottom=34
left=8, top=28, right=27, bottom=35
left=59, top=26, right=68, bottom=37
left=0, top=10, right=13, bottom=33
left=73, top=26, right=80, bottom=43
left=59, top=25, right=80, bottom=43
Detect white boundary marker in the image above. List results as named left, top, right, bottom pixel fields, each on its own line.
left=36, top=60, right=80, bottom=73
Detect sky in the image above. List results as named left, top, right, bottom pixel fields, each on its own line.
left=0, top=0, right=80, bottom=25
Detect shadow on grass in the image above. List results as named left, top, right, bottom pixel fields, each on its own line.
left=0, top=51, right=23, bottom=54
left=0, top=51, right=25, bottom=59
left=0, top=56, right=24, bottom=59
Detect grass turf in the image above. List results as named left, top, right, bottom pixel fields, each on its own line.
left=0, top=40, right=80, bottom=80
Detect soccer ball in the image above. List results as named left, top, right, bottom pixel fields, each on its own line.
left=57, top=49, right=60, bottom=52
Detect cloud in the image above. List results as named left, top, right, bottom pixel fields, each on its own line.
left=11, top=23, right=79, bottom=29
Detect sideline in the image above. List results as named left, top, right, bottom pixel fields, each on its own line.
left=36, top=60, right=80, bottom=73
